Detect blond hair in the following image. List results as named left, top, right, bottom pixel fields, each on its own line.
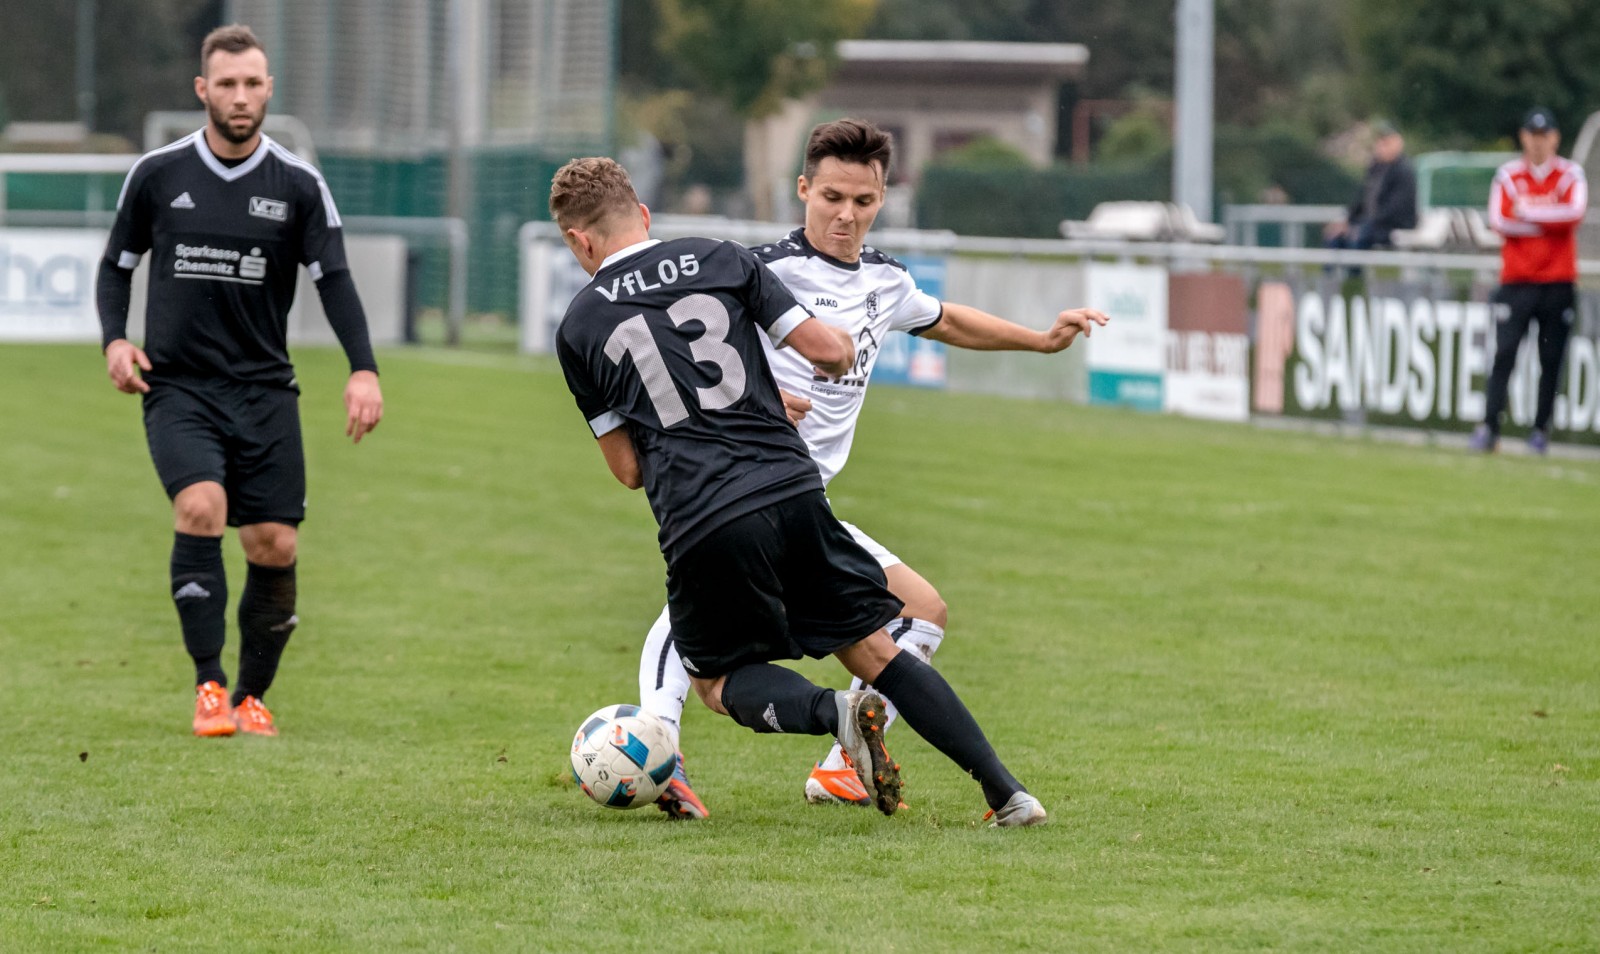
left=549, top=157, right=641, bottom=233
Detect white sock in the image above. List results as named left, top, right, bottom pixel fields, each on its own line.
left=818, top=618, right=946, bottom=771
left=638, top=606, right=689, bottom=748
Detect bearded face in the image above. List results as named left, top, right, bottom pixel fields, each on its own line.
left=197, top=48, right=272, bottom=147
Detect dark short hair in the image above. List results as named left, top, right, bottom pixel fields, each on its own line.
left=549, top=157, right=641, bottom=233
left=803, top=119, right=894, bottom=181
left=201, top=24, right=266, bottom=74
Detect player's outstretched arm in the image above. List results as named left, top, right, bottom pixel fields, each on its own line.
left=923, top=303, right=1109, bottom=354
left=344, top=371, right=384, bottom=444
left=597, top=429, right=643, bottom=489
left=780, top=318, right=854, bottom=377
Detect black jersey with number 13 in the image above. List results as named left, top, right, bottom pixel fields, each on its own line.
left=556, top=237, right=823, bottom=561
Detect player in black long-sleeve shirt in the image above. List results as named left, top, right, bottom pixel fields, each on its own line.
left=97, top=25, right=383, bottom=738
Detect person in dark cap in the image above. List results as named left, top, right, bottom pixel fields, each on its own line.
left=1472, top=107, right=1588, bottom=454
left=1324, top=120, right=1418, bottom=252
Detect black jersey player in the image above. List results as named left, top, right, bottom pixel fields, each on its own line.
left=97, top=25, right=383, bottom=738
left=550, top=157, right=1044, bottom=825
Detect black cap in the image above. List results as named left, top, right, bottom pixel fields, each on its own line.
left=1522, top=107, right=1559, bottom=132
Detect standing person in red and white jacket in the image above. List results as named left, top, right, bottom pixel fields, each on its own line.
left=1473, top=107, right=1588, bottom=454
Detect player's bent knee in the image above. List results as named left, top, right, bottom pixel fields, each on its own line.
left=903, top=592, right=948, bottom=630
left=240, top=523, right=297, bottom=566
left=885, top=564, right=948, bottom=629
left=172, top=483, right=227, bottom=535
left=835, top=630, right=899, bottom=684
left=690, top=676, right=728, bottom=716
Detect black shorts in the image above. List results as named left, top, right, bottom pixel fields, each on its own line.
left=141, top=377, right=306, bottom=527
left=666, top=490, right=905, bottom=679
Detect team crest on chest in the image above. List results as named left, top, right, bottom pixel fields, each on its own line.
left=249, top=196, right=288, bottom=222
left=865, top=291, right=880, bottom=323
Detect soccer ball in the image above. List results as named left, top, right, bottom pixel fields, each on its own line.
left=569, top=704, right=678, bottom=810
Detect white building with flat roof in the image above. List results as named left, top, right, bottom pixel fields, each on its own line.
left=746, top=40, right=1089, bottom=219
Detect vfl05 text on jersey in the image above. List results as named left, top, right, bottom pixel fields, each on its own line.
left=594, top=253, right=702, bottom=302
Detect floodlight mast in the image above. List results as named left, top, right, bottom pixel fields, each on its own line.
left=1173, top=0, right=1215, bottom=223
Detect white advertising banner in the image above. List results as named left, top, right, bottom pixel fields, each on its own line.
left=1085, top=263, right=1168, bottom=372
left=1084, top=262, right=1168, bottom=411
left=1165, top=337, right=1250, bottom=421
left=0, top=228, right=407, bottom=346
left=519, top=238, right=592, bottom=354
left=0, top=229, right=105, bottom=341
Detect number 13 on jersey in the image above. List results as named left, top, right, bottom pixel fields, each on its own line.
left=603, top=294, right=747, bottom=427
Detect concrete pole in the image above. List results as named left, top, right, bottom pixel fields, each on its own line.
left=76, top=0, right=97, bottom=131
left=1173, top=0, right=1214, bottom=222
left=444, top=0, right=484, bottom=344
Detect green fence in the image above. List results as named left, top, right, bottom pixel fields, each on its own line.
left=1, top=172, right=123, bottom=212
left=1413, top=151, right=1518, bottom=210
left=320, top=147, right=565, bottom=316
left=917, top=130, right=1359, bottom=240
left=917, top=162, right=1170, bottom=238
left=3, top=145, right=565, bottom=319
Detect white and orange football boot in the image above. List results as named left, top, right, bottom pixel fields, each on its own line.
left=193, top=681, right=235, bottom=737
left=804, top=764, right=872, bottom=806
left=232, top=695, right=277, bottom=737
left=984, top=792, right=1048, bottom=828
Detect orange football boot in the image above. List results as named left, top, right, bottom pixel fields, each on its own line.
left=655, top=753, right=710, bottom=819
left=193, top=681, right=236, bottom=737
left=232, top=695, right=277, bottom=736
left=804, top=764, right=872, bottom=806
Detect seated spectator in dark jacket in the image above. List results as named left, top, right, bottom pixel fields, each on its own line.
left=1324, top=123, right=1418, bottom=250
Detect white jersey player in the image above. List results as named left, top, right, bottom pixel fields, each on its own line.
left=641, top=119, right=1106, bottom=820
left=754, top=232, right=944, bottom=485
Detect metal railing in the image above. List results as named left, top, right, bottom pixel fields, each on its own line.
left=0, top=153, right=136, bottom=220
left=523, top=215, right=1600, bottom=278
left=1222, top=204, right=1345, bottom=248
left=0, top=153, right=468, bottom=339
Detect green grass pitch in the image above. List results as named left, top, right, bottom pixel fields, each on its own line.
left=2, top=343, right=1597, bottom=951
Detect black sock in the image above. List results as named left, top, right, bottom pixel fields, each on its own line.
left=871, top=650, right=1024, bottom=811
left=233, top=562, right=297, bottom=705
left=171, top=532, right=227, bottom=687
left=720, top=664, right=838, bottom=735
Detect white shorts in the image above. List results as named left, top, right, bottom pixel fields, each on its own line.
left=837, top=519, right=902, bottom=570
